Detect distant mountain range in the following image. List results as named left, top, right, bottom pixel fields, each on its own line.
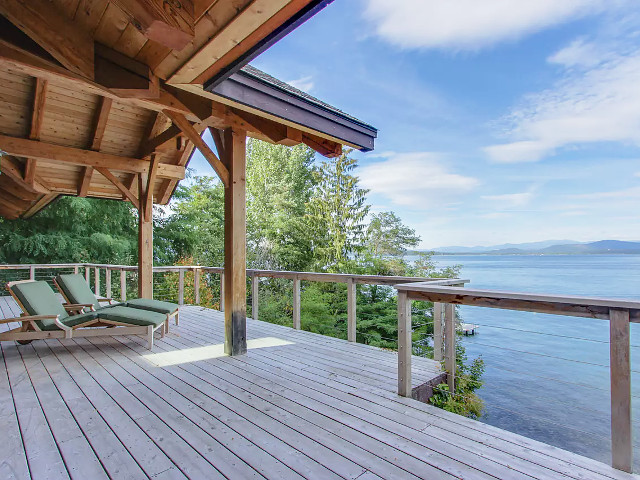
left=420, top=240, right=640, bottom=255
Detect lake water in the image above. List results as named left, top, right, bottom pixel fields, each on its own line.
left=417, top=254, right=640, bottom=468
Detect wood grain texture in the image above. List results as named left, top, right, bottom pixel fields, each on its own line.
left=609, top=308, right=632, bottom=472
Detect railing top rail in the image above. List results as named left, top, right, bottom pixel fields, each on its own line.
left=396, top=283, right=640, bottom=319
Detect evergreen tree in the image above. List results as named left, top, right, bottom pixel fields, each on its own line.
left=308, top=149, right=370, bottom=270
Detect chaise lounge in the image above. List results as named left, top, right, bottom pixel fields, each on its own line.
left=0, top=280, right=167, bottom=349
left=54, top=273, right=179, bottom=331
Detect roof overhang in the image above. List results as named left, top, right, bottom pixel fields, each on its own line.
left=206, top=70, right=377, bottom=152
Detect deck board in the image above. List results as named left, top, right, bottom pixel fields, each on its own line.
left=0, top=296, right=638, bottom=480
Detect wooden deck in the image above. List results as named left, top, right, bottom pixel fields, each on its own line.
left=0, top=298, right=637, bottom=480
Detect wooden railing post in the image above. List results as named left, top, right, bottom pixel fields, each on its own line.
left=85, top=266, right=90, bottom=284
left=178, top=269, right=185, bottom=305
left=29, top=265, right=35, bottom=280
left=105, top=268, right=111, bottom=299
left=220, top=272, right=225, bottom=311
left=120, top=269, right=126, bottom=302
left=194, top=268, right=200, bottom=305
left=94, top=267, right=100, bottom=296
left=347, top=277, right=356, bottom=342
left=293, top=277, right=301, bottom=329
left=433, top=302, right=444, bottom=361
left=251, top=274, right=259, bottom=320
left=610, top=308, right=632, bottom=472
left=444, top=303, right=456, bottom=392
left=73, top=265, right=79, bottom=274
left=397, top=290, right=412, bottom=397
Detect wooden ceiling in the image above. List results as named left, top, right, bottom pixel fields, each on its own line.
left=0, top=0, right=343, bottom=220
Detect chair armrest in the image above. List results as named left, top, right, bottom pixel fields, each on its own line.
left=0, top=314, right=59, bottom=324
left=63, top=303, right=95, bottom=314
left=97, top=297, right=114, bottom=305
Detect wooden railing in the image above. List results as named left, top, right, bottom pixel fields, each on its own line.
left=396, top=282, right=640, bottom=473
left=0, top=262, right=467, bottom=344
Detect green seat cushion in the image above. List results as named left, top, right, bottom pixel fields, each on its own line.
left=97, top=306, right=166, bottom=327
left=11, top=281, right=69, bottom=330
left=55, top=274, right=100, bottom=310
left=124, top=298, right=178, bottom=315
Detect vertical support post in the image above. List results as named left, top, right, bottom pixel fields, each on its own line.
left=85, top=266, right=90, bottom=284
left=73, top=265, right=79, bottom=274
left=433, top=302, right=444, bottom=361
left=29, top=265, right=35, bottom=280
left=223, top=127, right=247, bottom=356
left=610, top=308, right=632, bottom=472
left=105, top=268, right=111, bottom=299
left=194, top=268, right=200, bottom=305
left=397, top=290, right=412, bottom=397
left=138, top=174, right=153, bottom=299
left=251, top=274, right=259, bottom=320
left=94, top=267, right=100, bottom=296
left=293, top=277, right=301, bottom=329
left=444, top=303, right=456, bottom=392
left=120, top=269, right=126, bottom=302
left=347, top=277, right=356, bottom=342
left=178, top=269, right=185, bottom=305
left=220, top=272, right=225, bottom=312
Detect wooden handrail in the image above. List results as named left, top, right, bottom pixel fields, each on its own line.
left=396, top=282, right=637, bottom=473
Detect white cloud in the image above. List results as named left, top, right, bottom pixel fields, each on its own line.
left=363, top=0, right=614, bottom=51
left=482, top=191, right=534, bottom=208
left=485, top=37, right=640, bottom=163
left=359, top=152, right=478, bottom=208
left=287, top=75, right=314, bottom=92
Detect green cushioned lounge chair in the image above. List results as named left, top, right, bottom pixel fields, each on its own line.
left=54, top=273, right=179, bottom=332
left=1, top=280, right=165, bottom=349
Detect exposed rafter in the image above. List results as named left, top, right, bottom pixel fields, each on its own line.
left=0, top=0, right=94, bottom=79
left=1, top=155, right=50, bottom=194
left=25, top=77, right=48, bottom=186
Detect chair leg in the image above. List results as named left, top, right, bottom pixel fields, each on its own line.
left=175, top=311, right=179, bottom=326
left=147, top=325, right=154, bottom=349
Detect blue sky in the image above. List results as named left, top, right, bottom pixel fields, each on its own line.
left=189, top=0, right=640, bottom=248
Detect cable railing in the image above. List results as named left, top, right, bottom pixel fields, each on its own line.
left=395, top=282, right=640, bottom=473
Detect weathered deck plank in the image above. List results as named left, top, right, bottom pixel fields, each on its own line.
left=0, top=297, right=637, bottom=480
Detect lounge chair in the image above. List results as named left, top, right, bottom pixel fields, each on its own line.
left=53, top=273, right=179, bottom=331
left=0, top=280, right=166, bottom=349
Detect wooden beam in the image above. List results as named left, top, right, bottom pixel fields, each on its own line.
left=0, top=135, right=185, bottom=180
left=95, top=167, right=140, bottom=209
left=78, top=167, right=94, bottom=197
left=0, top=176, right=39, bottom=201
left=30, top=78, right=47, bottom=141
left=0, top=155, right=50, bottom=194
left=0, top=191, right=30, bottom=212
left=157, top=142, right=195, bottom=204
left=0, top=0, right=94, bottom=79
left=0, top=203, right=20, bottom=220
left=610, top=308, right=632, bottom=472
left=22, top=193, right=58, bottom=218
left=95, top=45, right=160, bottom=99
left=223, top=127, right=247, bottom=356
left=144, top=154, right=160, bottom=220
left=164, top=111, right=229, bottom=186
left=111, top=0, right=194, bottom=51
left=168, top=0, right=289, bottom=85
left=302, top=132, right=342, bottom=158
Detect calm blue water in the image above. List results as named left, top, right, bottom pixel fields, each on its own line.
left=422, top=254, right=640, bottom=468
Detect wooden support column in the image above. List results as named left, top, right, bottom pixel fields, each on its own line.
left=397, top=290, right=412, bottom=397
left=223, top=128, right=247, bottom=356
left=220, top=272, right=225, bottom=312
left=610, top=308, right=632, bottom=472
left=293, top=278, right=301, bottom=329
left=138, top=174, right=153, bottom=299
left=444, top=303, right=456, bottom=392
left=433, top=302, right=444, bottom=362
left=29, top=265, right=35, bottom=280
left=347, top=277, right=356, bottom=342
left=94, top=267, right=100, bottom=296
left=194, top=268, right=201, bottom=305
left=85, top=267, right=90, bottom=284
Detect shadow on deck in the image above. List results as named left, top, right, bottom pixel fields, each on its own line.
left=0, top=298, right=636, bottom=479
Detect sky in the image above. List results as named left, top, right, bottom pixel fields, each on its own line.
left=189, top=0, right=640, bottom=249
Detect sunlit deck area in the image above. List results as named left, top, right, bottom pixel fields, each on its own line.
left=1, top=298, right=636, bottom=480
